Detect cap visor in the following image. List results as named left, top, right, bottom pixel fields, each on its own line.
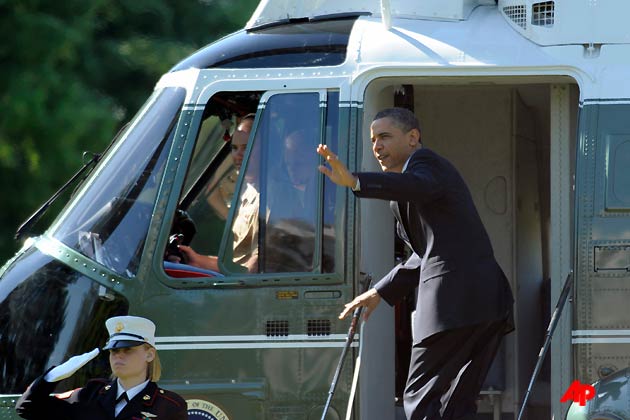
left=103, top=340, right=144, bottom=350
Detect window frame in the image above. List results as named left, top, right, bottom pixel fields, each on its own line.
left=218, top=89, right=328, bottom=276
left=157, top=87, right=346, bottom=288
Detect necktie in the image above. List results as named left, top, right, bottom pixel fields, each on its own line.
left=115, top=392, right=129, bottom=417
left=116, top=392, right=129, bottom=404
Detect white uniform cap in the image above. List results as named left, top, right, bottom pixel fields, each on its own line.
left=103, top=316, right=156, bottom=350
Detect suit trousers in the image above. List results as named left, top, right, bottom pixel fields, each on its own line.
left=404, top=318, right=507, bottom=420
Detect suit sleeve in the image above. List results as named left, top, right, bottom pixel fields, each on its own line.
left=374, top=252, right=421, bottom=306
left=354, top=153, right=443, bottom=204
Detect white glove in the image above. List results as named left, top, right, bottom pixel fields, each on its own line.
left=44, top=348, right=100, bottom=382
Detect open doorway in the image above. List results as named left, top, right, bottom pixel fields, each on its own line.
left=362, top=79, right=578, bottom=419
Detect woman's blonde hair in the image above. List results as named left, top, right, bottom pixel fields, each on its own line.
left=147, top=348, right=162, bottom=381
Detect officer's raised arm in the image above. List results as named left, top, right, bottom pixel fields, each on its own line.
left=16, top=316, right=188, bottom=420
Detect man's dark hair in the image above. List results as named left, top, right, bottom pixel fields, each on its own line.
left=373, top=107, right=421, bottom=134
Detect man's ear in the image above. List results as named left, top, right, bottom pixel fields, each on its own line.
left=408, top=128, right=421, bottom=147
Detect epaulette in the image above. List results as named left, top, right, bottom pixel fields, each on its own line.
left=84, top=378, right=112, bottom=395
left=156, top=388, right=186, bottom=408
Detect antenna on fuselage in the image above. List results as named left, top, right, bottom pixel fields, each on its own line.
left=380, top=0, right=392, bottom=29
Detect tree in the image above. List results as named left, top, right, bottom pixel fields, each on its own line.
left=0, top=0, right=259, bottom=261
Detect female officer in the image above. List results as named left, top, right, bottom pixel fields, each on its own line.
left=16, top=316, right=187, bottom=420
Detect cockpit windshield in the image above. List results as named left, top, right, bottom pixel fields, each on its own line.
left=50, top=87, right=186, bottom=277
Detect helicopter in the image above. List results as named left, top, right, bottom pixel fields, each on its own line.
left=2, top=0, right=630, bottom=419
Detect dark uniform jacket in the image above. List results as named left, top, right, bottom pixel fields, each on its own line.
left=16, top=375, right=187, bottom=420
left=355, top=147, right=514, bottom=341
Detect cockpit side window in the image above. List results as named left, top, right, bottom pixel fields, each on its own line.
left=164, top=90, right=340, bottom=279
left=222, top=91, right=339, bottom=274
left=51, top=87, right=186, bottom=278
left=163, top=91, right=262, bottom=277
left=180, top=115, right=237, bottom=257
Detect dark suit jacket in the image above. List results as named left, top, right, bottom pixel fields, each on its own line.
left=16, top=375, right=187, bottom=420
left=355, top=148, right=514, bottom=341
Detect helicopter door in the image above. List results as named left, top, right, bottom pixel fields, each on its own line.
left=152, top=88, right=349, bottom=419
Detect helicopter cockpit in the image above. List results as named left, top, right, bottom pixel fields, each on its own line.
left=164, top=89, right=340, bottom=278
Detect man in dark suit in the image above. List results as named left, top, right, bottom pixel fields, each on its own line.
left=317, top=107, right=514, bottom=420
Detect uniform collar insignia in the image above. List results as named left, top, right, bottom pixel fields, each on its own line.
left=140, top=412, right=157, bottom=418
left=143, top=394, right=151, bottom=400
left=104, top=385, right=111, bottom=390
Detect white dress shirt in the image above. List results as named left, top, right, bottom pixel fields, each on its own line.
left=115, top=379, right=149, bottom=417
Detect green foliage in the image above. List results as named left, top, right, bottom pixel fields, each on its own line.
left=0, top=0, right=259, bottom=261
